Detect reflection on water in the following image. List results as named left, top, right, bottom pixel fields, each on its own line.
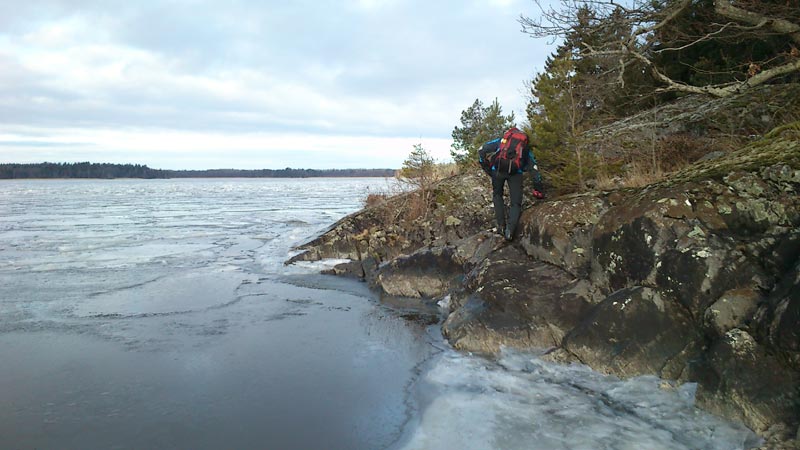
left=0, top=178, right=433, bottom=450
left=0, top=274, right=439, bottom=450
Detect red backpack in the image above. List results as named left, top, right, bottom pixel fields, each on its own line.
left=495, top=127, right=527, bottom=174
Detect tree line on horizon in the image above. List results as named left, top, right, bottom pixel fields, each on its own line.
left=0, top=162, right=396, bottom=179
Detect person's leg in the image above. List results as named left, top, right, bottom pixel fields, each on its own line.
left=506, top=174, right=523, bottom=238
left=491, top=173, right=506, bottom=231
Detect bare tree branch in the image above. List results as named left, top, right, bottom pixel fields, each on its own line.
left=625, top=0, right=692, bottom=49
left=652, top=22, right=745, bottom=53
left=740, top=57, right=800, bottom=89
left=714, top=0, right=800, bottom=45
left=522, top=0, right=800, bottom=98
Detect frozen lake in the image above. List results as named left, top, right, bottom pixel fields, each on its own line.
left=0, top=178, right=759, bottom=449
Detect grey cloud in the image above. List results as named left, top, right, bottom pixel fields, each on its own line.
left=0, top=0, right=550, bottom=144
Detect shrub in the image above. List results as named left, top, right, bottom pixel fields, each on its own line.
left=364, top=193, right=388, bottom=208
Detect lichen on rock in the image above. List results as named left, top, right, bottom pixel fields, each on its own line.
left=287, top=127, right=800, bottom=443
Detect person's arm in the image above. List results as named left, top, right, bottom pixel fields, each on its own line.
left=478, top=139, right=500, bottom=176
left=526, top=146, right=545, bottom=197
left=478, top=148, right=492, bottom=176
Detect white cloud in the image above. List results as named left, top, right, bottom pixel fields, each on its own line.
left=0, top=0, right=552, bottom=168
left=0, top=126, right=453, bottom=169
left=354, top=0, right=399, bottom=10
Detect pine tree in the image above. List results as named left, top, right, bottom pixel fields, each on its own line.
left=399, top=143, right=436, bottom=189
left=398, top=143, right=437, bottom=221
left=450, top=98, right=515, bottom=169
left=528, top=51, right=603, bottom=192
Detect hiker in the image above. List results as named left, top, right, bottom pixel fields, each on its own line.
left=478, top=127, right=545, bottom=241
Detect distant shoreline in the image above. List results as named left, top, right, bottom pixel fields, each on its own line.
left=0, top=163, right=397, bottom=179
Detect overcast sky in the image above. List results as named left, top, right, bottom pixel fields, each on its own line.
left=0, top=0, right=554, bottom=169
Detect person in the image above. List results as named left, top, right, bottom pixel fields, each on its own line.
left=478, top=127, right=545, bottom=241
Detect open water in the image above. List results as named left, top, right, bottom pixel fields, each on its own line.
left=0, top=178, right=760, bottom=449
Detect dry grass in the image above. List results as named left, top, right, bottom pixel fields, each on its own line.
left=433, top=162, right=460, bottom=179
left=387, top=161, right=458, bottom=224
left=593, top=162, right=665, bottom=189
left=403, top=190, right=431, bottom=223
left=593, top=173, right=622, bottom=190
left=359, top=176, right=434, bottom=229
left=622, top=162, right=666, bottom=188
left=590, top=132, right=746, bottom=190
left=360, top=179, right=409, bottom=227
left=364, top=193, right=388, bottom=208
left=360, top=189, right=432, bottom=231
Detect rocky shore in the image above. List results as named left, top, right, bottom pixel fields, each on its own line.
left=287, top=126, right=799, bottom=448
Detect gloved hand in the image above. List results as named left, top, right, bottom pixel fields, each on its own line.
left=532, top=189, right=545, bottom=199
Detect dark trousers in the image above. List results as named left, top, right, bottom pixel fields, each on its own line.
left=492, top=172, right=523, bottom=235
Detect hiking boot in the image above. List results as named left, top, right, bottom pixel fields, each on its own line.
left=491, top=225, right=506, bottom=237
left=504, top=227, right=513, bottom=241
